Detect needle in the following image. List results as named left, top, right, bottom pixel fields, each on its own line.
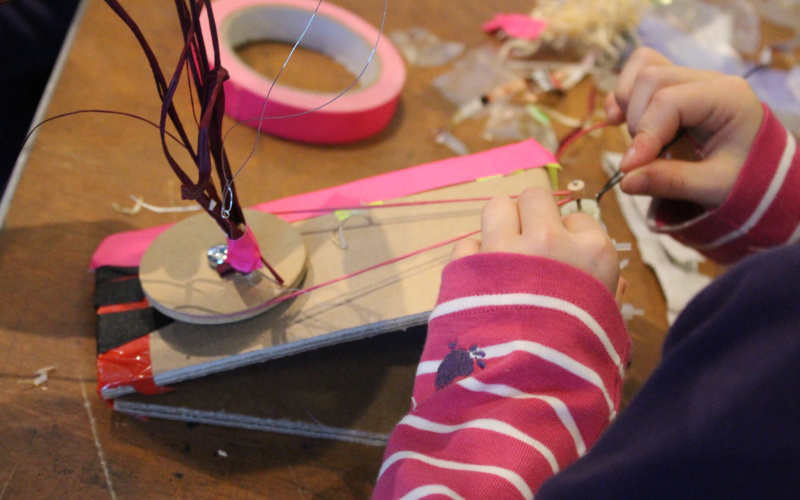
left=595, top=170, right=625, bottom=201
left=594, top=129, right=686, bottom=202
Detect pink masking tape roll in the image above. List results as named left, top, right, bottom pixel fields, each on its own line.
left=200, top=0, right=406, bottom=144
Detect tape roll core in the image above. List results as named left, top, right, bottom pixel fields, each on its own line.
left=202, top=0, right=405, bottom=144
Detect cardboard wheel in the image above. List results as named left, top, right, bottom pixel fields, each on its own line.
left=140, top=210, right=306, bottom=324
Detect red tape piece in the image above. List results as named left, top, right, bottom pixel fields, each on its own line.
left=96, top=297, right=150, bottom=315
left=96, top=335, right=174, bottom=398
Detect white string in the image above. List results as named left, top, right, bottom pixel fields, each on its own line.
left=112, top=195, right=202, bottom=214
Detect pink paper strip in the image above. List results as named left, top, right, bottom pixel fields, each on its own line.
left=252, top=139, right=555, bottom=220
left=483, top=13, right=547, bottom=41
left=89, top=139, right=555, bottom=269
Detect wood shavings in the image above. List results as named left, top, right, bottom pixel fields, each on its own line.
left=21, top=366, right=58, bottom=388
left=435, top=129, right=470, bottom=156
left=112, top=195, right=202, bottom=215
left=498, top=0, right=648, bottom=64
left=621, top=303, right=645, bottom=320
left=614, top=240, right=633, bottom=252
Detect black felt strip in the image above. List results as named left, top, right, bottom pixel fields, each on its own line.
left=96, top=307, right=174, bottom=355
left=94, top=266, right=145, bottom=307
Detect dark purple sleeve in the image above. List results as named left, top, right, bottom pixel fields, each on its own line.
left=536, top=242, right=800, bottom=498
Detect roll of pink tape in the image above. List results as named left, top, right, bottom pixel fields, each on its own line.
left=200, top=0, right=406, bottom=144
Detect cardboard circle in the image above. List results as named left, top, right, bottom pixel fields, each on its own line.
left=140, top=210, right=306, bottom=324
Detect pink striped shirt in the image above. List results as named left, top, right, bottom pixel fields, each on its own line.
left=374, top=254, right=628, bottom=499
left=374, top=105, right=800, bottom=499
left=649, top=105, right=800, bottom=263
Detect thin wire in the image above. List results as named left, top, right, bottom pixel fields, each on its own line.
left=741, top=63, right=768, bottom=80
left=595, top=170, right=624, bottom=202
left=220, top=0, right=389, bottom=217
left=220, top=0, right=325, bottom=217
left=21, top=109, right=188, bottom=150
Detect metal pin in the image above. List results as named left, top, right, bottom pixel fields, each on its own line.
left=568, top=179, right=586, bottom=211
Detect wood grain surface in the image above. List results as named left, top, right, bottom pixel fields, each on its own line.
left=0, top=0, right=686, bottom=498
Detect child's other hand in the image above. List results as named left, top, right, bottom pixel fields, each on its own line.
left=605, top=47, right=763, bottom=207
left=452, top=187, right=621, bottom=299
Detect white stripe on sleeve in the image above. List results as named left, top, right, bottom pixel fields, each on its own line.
left=699, top=130, right=796, bottom=250
left=417, top=340, right=615, bottom=416
left=428, top=293, right=623, bottom=376
left=398, top=414, right=560, bottom=473
left=378, top=451, right=534, bottom=500
left=398, top=485, right=466, bottom=500
left=457, top=377, right=587, bottom=456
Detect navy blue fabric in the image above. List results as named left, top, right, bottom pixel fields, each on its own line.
left=0, top=0, right=80, bottom=193
left=538, top=243, right=800, bottom=499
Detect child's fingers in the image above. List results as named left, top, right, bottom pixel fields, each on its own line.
left=605, top=92, right=625, bottom=125
left=613, top=48, right=673, bottom=114
left=560, top=211, right=606, bottom=235
left=623, top=66, right=721, bottom=136
left=516, top=186, right=561, bottom=236
left=621, top=77, right=758, bottom=173
left=480, top=195, right=521, bottom=249
left=615, top=277, right=627, bottom=308
left=620, top=155, right=739, bottom=207
left=451, top=238, right=481, bottom=261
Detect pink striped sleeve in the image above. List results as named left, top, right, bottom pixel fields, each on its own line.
left=648, top=104, right=800, bottom=264
left=373, top=253, right=629, bottom=499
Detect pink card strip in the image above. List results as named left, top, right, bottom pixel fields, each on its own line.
left=483, top=13, right=547, bottom=40
left=89, top=139, right=555, bottom=269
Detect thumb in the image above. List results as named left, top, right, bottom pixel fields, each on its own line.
left=620, top=156, right=736, bottom=207
left=615, top=277, right=627, bottom=308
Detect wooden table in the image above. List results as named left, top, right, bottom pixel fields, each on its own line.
left=0, top=0, right=669, bottom=497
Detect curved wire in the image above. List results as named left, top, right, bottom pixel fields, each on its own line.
left=220, top=0, right=388, bottom=217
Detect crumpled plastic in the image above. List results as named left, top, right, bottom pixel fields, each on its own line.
left=389, top=27, right=464, bottom=67
left=640, top=0, right=800, bottom=135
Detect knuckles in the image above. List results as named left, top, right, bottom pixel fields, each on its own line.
left=482, top=195, right=514, bottom=215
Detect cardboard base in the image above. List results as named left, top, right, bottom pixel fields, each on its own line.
left=96, top=168, right=552, bottom=401
left=139, top=210, right=307, bottom=324
left=113, top=325, right=426, bottom=446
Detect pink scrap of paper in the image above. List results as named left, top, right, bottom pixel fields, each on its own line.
left=89, top=139, right=556, bottom=269
left=482, top=13, right=547, bottom=40
left=226, top=225, right=263, bottom=273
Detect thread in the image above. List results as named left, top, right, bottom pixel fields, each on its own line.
left=257, top=189, right=574, bottom=306
left=265, top=229, right=482, bottom=308
left=111, top=192, right=574, bottom=216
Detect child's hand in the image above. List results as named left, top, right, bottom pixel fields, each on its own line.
left=606, top=47, right=764, bottom=207
left=452, top=187, right=621, bottom=298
